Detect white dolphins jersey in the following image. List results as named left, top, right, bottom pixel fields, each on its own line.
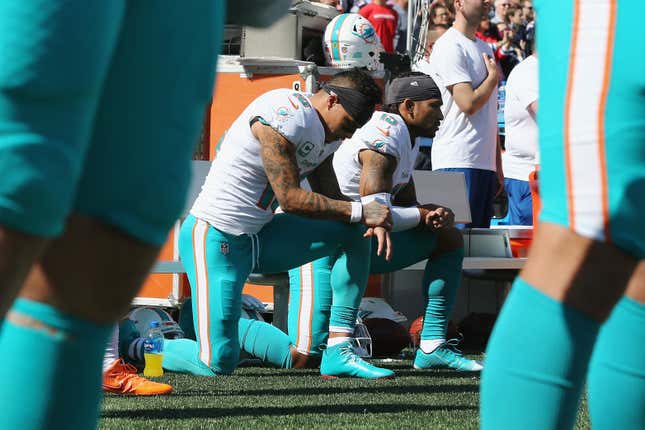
left=191, top=89, right=336, bottom=235
left=333, top=111, right=418, bottom=202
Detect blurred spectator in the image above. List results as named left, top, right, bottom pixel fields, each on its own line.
left=350, top=0, right=370, bottom=13
left=522, top=0, right=535, bottom=55
left=391, top=0, right=409, bottom=53
left=427, top=0, right=456, bottom=22
left=502, top=51, right=538, bottom=225
left=521, top=0, right=534, bottom=23
left=430, top=3, right=452, bottom=26
left=476, top=16, right=500, bottom=46
left=359, top=0, right=399, bottom=53
left=416, top=0, right=502, bottom=228
left=505, top=5, right=527, bottom=52
left=496, top=20, right=523, bottom=78
left=491, top=0, right=510, bottom=24
left=505, top=5, right=523, bottom=28
left=426, top=23, right=450, bottom=56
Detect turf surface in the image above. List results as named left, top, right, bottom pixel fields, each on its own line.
left=100, top=356, right=591, bottom=429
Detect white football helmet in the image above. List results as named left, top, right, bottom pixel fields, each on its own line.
left=352, top=316, right=373, bottom=358
left=359, top=297, right=408, bottom=324
left=127, top=307, right=185, bottom=339
left=323, top=13, right=383, bottom=71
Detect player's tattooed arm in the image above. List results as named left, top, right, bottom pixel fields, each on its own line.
left=254, top=123, right=390, bottom=226
left=358, top=149, right=398, bottom=259
left=307, top=155, right=351, bottom=201
left=392, top=178, right=420, bottom=207
left=358, top=149, right=396, bottom=196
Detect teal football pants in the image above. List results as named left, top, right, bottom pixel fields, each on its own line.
left=0, top=0, right=222, bottom=246
left=288, top=228, right=464, bottom=356
left=168, top=214, right=371, bottom=375
left=481, top=1, right=645, bottom=428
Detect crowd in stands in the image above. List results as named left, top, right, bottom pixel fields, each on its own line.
left=315, top=0, right=539, bottom=227
left=315, top=0, right=534, bottom=77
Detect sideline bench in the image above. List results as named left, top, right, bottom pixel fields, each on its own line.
left=143, top=162, right=528, bottom=330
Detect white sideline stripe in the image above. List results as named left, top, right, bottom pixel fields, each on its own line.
left=194, top=220, right=211, bottom=365
left=567, top=0, right=611, bottom=240
left=297, top=263, right=314, bottom=353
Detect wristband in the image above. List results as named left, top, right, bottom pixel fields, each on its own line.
left=391, top=206, right=421, bottom=232
left=360, top=192, right=391, bottom=206
left=350, top=201, right=363, bottom=223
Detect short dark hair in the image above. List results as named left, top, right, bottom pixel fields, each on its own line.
left=383, top=71, right=427, bottom=114
left=326, top=68, right=382, bottom=107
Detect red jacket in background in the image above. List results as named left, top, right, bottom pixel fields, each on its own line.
left=359, top=3, right=398, bottom=53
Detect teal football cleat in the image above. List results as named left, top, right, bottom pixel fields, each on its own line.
left=320, top=341, right=395, bottom=379
left=413, top=339, right=483, bottom=372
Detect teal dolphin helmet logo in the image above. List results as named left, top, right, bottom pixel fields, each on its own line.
left=371, top=139, right=386, bottom=149
left=353, top=20, right=376, bottom=43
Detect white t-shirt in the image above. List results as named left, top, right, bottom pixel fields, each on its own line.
left=502, top=55, right=539, bottom=181
left=415, top=27, right=498, bottom=172
left=191, top=89, right=334, bottom=235
left=333, top=111, right=418, bottom=202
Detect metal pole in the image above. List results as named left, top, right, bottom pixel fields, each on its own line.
left=406, top=0, right=417, bottom=53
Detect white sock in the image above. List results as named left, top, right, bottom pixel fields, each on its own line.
left=103, top=324, right=120, bottom=371
left=420, top=339, right=445, bottom=354
left=327, top=336, right=352, bottom=347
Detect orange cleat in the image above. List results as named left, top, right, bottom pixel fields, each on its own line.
left=102, top=359, right=172, bottom=396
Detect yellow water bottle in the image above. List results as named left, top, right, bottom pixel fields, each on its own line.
left=143, top=321, right=164, bottom=377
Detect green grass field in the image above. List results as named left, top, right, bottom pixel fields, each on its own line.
left=100, top=356, right=591, bottom=429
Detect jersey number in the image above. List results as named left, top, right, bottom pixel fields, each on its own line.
left=380, top=113, right=398, bottom=126
left=257, top=183, right=276, bottom=210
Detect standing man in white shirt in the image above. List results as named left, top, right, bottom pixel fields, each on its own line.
left=416, top=0, right=503, bottom=228
left=502, top=52, right=538, bottom=225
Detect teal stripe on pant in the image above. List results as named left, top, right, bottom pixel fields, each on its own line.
left=166, top=213, right=370, bottom=375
